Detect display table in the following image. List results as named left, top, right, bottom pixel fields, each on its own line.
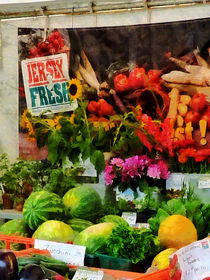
left=0, top=209, right=23, bottom=220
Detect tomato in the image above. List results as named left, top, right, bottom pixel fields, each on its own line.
left=128, top=67, right=146, bottom=89
left=190, top=93, right=207, bottom=112
left=53, top=39, right=60, bottom=50
left=49, top=47, right=56, bottom=55
left=53, top=31, right=61, bottom=39
left=98, top=99, right=114, bottom=116
left=87, top=101, right=100, bottom=115
left=185, top=111, right=201, bottom=127
left=147, top=69, right=162, bottom=84
left=114, top=73, right=130, bottom=92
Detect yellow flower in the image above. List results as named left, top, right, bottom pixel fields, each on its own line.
left=69, top=113, right=75, bottom=124
left=26, top=119, right=35, bottom=137
left=20, top=109, right=30, bottom=129
left=44, top=119, right=56, bottom=127
left=67, top=78, right=82, bottom=100
left=20, top=109, right=35, bottom=136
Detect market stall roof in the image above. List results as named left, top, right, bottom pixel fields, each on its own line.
left=0, top=0, right=208, bottom=18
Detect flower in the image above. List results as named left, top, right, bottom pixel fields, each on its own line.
left=68, top=78, right=82, bottom=100
left=147, top=164, right=161, bottom=179
left=110, top=157, right=124, bottom=167
left=104, top=154, right=170, bottom=192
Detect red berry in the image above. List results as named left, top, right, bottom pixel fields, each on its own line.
left=47, top=33, right=55, bottom=43
left=58, top=37, right=64, bottom=48
left=53, top=31, right=61, bottom=39
left=49, top=47, right=56, bottom=55
left=29, top=47, right=38, bottom=56
left=48, top=43, right=54, bottom=50
left=53, top=39, right=60, bottom=49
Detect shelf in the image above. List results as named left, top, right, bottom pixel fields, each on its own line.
left=0, top=209, right=23, bottom=220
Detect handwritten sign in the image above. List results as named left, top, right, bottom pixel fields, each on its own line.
left=169, top=238, right=210, bottom=280
left=122, top=212, right=137, bottom=226
left=198, top=177, right=210, bottom=189
left=72, top=268, right=104, bottom=280
left=34, top=239, right=86, bottom=266
left=21, top=53, right=77, bottom=115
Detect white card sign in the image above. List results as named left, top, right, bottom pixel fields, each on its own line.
left=198, top=177, right=210, bottom=189
left=21, top=53, right=77, bottom=115
left=34, top=239, right=86, bottom=266
left=72, top=268, right=104, bottom=280
left=122, top=212, right=137, bottom=226
left=134, top=223, right=150, bottom=229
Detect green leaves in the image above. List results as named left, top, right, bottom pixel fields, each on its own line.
left=106, top=224, right=160, bottom=263
left=90, top=150, right=105, bottom=174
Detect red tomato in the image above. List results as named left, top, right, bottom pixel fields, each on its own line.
left=49, top=47, right=56, bottom=55
left=128, top=67, right=146, bottom=89
left=147, top=69, right=162, bottom=84
left=185, top=111, right=201, bottom=127
left=114, top=73, right=130, bottom=92
left=53, top=31, right=61, bottom=39
left=58, top=37, right=64, bottom=48
left=53, top=39, right=60, bottom=49
left=190, top=93, right=207, bottom=112
left=47, top=33, right=55, bottom=43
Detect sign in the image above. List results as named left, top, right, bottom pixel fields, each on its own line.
left=34, top=239, right=86, bottom=266
left=72, top=268, right=104, bottom=280
left=166, top=173, right=185, bottom=190
left=169, top=238, right=210, bottom=280
left=122, top=212, right=137, bottom=226
left=198, top=177, right=210, bottom=189
left=21, top=53, right=77, bottom=115
left=134, top=223, right=150, bottom=229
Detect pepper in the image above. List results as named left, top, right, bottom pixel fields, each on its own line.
left=87, top=101, right=100, bottom=115
left=114, top=73, right=130, bottom=92
left=128, top=67, right=147, bottom=90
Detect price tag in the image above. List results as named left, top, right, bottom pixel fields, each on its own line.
left=134, top=223, right=150, bottom=229
left=122, top=212, right=137, bottom=226
left=198, top=177, right=210, bottom=189
left=166, top=173, right=185, bottom=190
left=72, top=268, right=104, bottom=280
left=34, top=239, right=86, bottom=266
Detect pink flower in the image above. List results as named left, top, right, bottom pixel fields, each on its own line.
left=147, top=164, right=161, bottom=179
left=122, top=155, right=143, bottom=182
left=104, top=165, right=116, bottom=186
left=157, top=160, right=170, bottom=179
left=110, top=157, right=124, bottom=167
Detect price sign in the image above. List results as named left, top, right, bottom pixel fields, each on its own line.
left=72, top=268, right=104, bottom=280
left=134, top=223, right=150, bottom=229
left=34, top=239, right=86, bottom=266
left=198, top=177, right=210, bottom=189
left=122, top=212, right=137, bottom=226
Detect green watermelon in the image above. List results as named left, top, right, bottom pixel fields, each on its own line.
left=23, top=191, right=64, bottom=230
left=74, top=222, right=114, bottom=254
left=32, top=220, right=74, bottom=243
left=99, top=215, right=129, bottom=227
left=63, top=185, right=102, bottom=222
left=67, top=218, right=93, bottom=233
left=0, top=219, right=31, bottom=250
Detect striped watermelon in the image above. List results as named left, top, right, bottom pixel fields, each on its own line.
left=67, top=218, right=93, bottom=233
left=0, top=219, right=31, bottom=251
left=23, top=191, right=65, bottom=230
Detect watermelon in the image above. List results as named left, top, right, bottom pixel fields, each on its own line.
left=32, top=220, right=74, bottom=243
left=0, top=219, right=31, bottom=250
left=23, top=191, right=64, bottom=230
left=99, top=215, right=129, bottom=227
left=74, top=222, right=114, bottom=254
left=67, top=218, right=93, bottom=233
left=63, top=185, right=102, bottom=222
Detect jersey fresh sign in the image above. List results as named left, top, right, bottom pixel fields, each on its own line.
left=21, top=53, right=77, bottom=115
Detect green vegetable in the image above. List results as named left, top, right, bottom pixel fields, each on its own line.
left=32, top=220, right=74, bottom=243
left=63, top=185, right=102, bottom=222
left=74, top=222, right=115, bottom=254
left=105, top=224, right=160, bottom=264
left=67, top=218, right=93, bottom=233
left=99, top=215, right=129, bottom=227
left=23, top=191, right=65, bottom=230
left=148, top=188, right=210, bottom=238
left=0, top=219, right=31, bottom=251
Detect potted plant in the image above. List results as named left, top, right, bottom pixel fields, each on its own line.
left=0, top=155, right=37, bottom=210
left=104, top=154, right=170, bottom=202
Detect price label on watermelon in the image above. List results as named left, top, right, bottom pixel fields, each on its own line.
left=34, top=239, right=86, bottom=266
left=72, top=268, right=104, bottom=280
left=122, top=212, right=137, bottom=226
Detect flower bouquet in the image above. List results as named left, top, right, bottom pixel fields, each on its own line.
left=104, top=155, right=170, bottom=198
